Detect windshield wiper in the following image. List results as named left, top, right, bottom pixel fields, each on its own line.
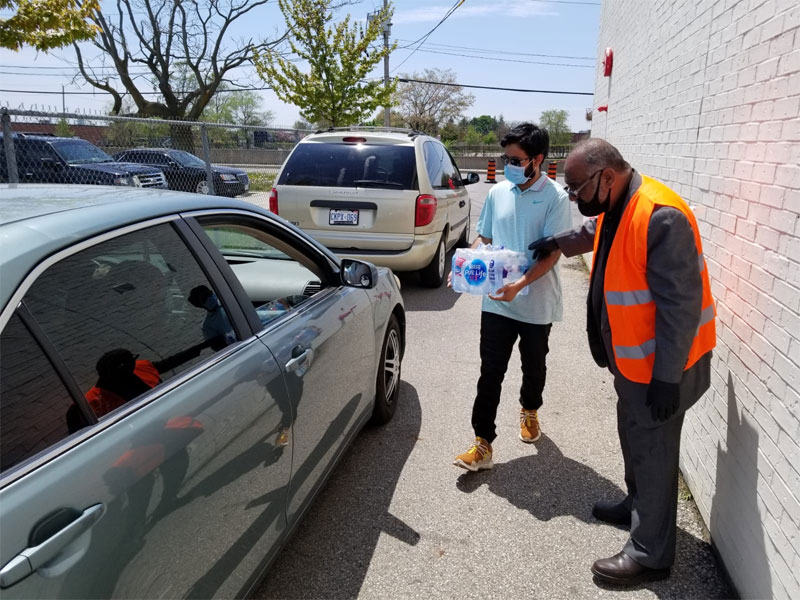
left=353, top=179, right=403, bottom=187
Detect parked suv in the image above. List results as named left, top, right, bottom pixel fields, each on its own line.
left=0, top=134, right=167, bottom=188
left=113, top=148, right=250, bottom=196
left=272, top=128, right=480, bottom=287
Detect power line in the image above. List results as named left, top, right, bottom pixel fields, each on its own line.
left=392, top=0, right=465, bottom=73
left=0, top=87, right=274, bottom=96
left=410, top=48, right=594, bottom=68
left=396, top=78, right=593, bottom=96
left=394, top=39, right=594, bottom=61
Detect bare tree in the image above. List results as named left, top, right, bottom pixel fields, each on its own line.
left=73, top=0, right=285, bottom=132
left=394, top=68, right=474, bottom=135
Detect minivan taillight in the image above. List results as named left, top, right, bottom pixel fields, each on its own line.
left=415, top=194, right=437, bottom=227
left=269, top=187, right=278, bottom=214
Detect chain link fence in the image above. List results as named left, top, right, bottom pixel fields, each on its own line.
left=1, top=108, right=313, bottom=210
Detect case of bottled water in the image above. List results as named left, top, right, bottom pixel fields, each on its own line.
left=451, top=244, right=530, bottom=296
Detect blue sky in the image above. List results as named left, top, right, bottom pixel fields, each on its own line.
left=0, top=0, right=600, bottom=131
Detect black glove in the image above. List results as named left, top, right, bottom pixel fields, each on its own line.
left=646, top=378, right=680, bottom=421
left=528, top=236, right=559, bottom=260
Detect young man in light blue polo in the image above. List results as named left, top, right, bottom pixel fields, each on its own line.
left=454, top=123, right=571, bottom=471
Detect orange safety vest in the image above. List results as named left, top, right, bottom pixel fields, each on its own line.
left=85, top=360, right=162, bottom=417
left=592, top=175, right=716, bottom=383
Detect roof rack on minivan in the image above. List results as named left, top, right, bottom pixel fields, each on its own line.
left=315, top=125, right=424, bottom=137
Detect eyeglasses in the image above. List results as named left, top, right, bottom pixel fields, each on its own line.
left=499, top=155, right=532, bottom=167
left=564, top=169, right=604, bottom=198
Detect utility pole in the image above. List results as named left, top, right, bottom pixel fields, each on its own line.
left=62, top=85, right=66, bottom=113
left=370, top=3, right=392, bottom=126
left=383, top=0, right=391, bottom=126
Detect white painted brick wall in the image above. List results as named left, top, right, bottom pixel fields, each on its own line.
left=594, top=0, right=800, bottom=597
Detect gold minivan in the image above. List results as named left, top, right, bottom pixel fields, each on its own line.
left=271, top=128, right=480, bottom=287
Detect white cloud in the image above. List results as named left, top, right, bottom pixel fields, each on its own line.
left=393, top=2, right=554, bottom=25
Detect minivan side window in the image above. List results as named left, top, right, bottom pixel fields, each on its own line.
left=423, top=141, right=462, bottom=190
left=23, top=223, right=237, bottom=420
left=0, top=313, right=80, bottom=474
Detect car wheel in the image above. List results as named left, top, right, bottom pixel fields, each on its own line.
left=371, top=315, right=402, bottom=425
left=195, top=179, right=210, bottom=195
left=419, top=235, right=446, bottom=288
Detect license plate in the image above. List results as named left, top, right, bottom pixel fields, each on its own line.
left=329, top=209, right=359, bottom=225
left=244, top=183, right=250, bottom=191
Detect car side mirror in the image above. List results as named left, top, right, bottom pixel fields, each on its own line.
left=464, top=172, right=480, bottom=185
left=168, top=160, right=180, bottom=168
left=341, top=259, right=379, bottom=289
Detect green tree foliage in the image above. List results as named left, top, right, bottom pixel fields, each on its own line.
left=539, top=109, right=571, bottom=145
left=393, top=68, right=474, bottom=135
left=254, top=0, right=396, bottom=127
left=0, top=0, right=98, bottom=51
left=54, top=118, right=74, bottom=138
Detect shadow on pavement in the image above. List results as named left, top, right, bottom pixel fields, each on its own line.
left=456, top=434, right=623, bottom=523
left=399, top=249, right=460, bottom=313
left=592, top=527, right=733, bottom=599
left=456, top=435, right=732, bottom=599
left=255, top=381, right=422, bottom=599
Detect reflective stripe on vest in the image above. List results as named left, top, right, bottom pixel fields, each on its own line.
left=596, top=175, right=716, bottom=384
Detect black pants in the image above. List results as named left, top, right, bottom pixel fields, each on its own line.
left=472, top=311, right=552, bottom=443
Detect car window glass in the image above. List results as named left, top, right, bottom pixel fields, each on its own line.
left=23, top=223, right=237, bottom=420
left=0, top=312, right=83, bottom=474
left=200, top=221, right=324, bottom=329
left=20, top=142, right=58, bottom=165
left=145, top=153, right=169, bottom=165
left=277, top=142, right=417, bottom=190
left=444, top=147, right=464, bottom=188
left=424, top=141, right=460, bottom=190
left=51, top=140, right=114, bottom=164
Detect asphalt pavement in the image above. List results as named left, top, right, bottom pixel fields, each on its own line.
left=252, top=176, right=732, bottom=600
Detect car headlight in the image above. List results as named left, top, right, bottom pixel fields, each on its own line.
left=113, top=176, right=133, bottom=186
left=219, top=173, right=237, bottom=181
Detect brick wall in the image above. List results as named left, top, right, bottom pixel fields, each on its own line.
left=593, top=0, right=799, bottom=597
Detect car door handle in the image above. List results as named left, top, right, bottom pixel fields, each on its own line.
left=0, top=504, right=104, bottom=588
left=285, top=348, right=313, bottom=374
left=459, top=200, right=466, bottom=207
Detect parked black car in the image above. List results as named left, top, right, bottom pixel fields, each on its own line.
left=113, top=148, right=250, bottom=197
left=0, top=134, right=167, bottom=188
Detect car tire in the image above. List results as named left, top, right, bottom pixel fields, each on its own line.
left=419, top=235, right=446, bottom=288
left=371, top=315, right=402, bottom=425
left=195, top=179, right=210, bottom=195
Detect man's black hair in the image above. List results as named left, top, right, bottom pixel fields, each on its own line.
left=501, top=123, right=550, bottom=161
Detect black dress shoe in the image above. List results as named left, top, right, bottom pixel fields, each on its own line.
left=591, top=551, right=670, bottom=585
left=592, top=501, right=632, bottom=525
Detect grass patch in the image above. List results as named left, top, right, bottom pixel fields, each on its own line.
left=248, top=171, right=276, bottom=192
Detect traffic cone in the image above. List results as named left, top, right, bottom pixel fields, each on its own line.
left=486, top=159, right=497, bottom=183
left=547, top=161, right=558, bottom=180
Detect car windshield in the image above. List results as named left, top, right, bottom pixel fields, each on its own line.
left=170, top=150, right=206, bottom=168
left=204, top=227, right=291, bottom=260
left=52, top=140, right=114, bottom=164
left=278, top=142, right=417, bottom=189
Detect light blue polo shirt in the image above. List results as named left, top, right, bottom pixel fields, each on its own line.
left=476, top=174, right=572, bottom=324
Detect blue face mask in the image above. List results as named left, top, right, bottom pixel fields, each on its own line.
left=504, top=163, right=531, bottom=186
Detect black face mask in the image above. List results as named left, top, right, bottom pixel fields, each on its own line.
left=577, top=175, right=610, bottom=217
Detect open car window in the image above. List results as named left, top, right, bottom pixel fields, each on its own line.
left=199, top=221, right=327, bottom=330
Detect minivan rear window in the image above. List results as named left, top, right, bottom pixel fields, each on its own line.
left=278, top=143, right=417, bottom=190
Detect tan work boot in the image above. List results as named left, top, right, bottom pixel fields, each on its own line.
left=453, top=437, right=493, bottom=471
left=519, top=409, right=541, bottom=443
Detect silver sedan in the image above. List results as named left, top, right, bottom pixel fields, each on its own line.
left=0, top=184, right=405, bottom=598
